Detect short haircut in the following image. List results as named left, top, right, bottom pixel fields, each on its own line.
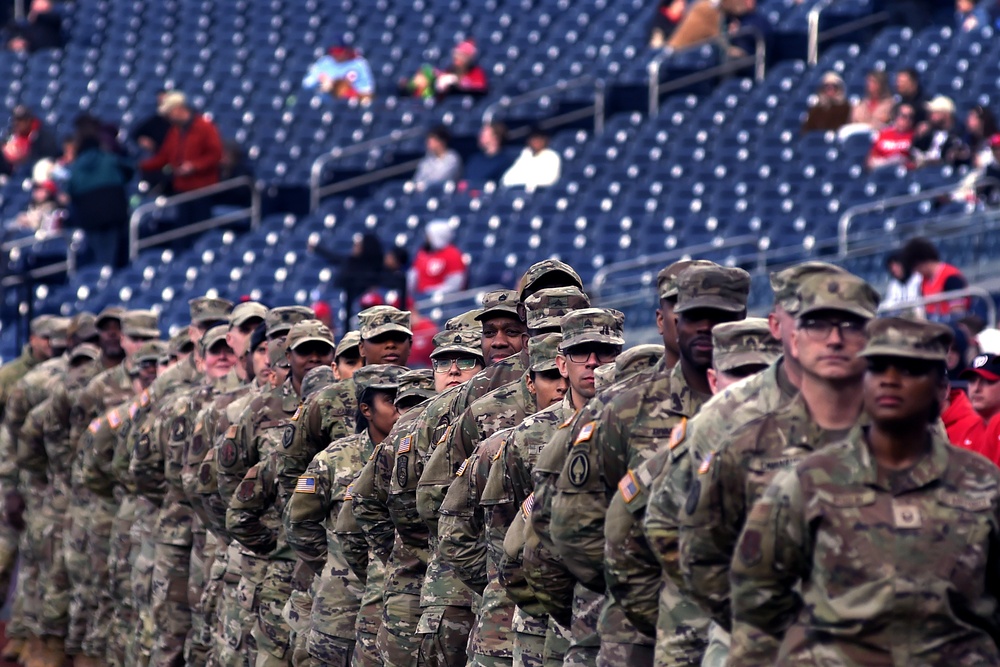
left=427, top=125, right=451, bottom=145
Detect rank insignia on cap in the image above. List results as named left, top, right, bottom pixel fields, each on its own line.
left=397, top=435, right=412, bottom=455
left=87, top=418, right=101, bottom=434
left=521, top=492, right=535, bottom=519
left=668, top=418, right=687, bottom=450
left=295, top=476, right=316, bottom=494
left=574, top=421, right=596, bottom=446
left=108, top=409, right=123, bottom=429
left=291, top=405, right=303, bottom=421
left=698, top=452, right=714, bottom=475
left=456, top=458, right=470, bottom=477
left=619, top=470, right=640, bottom=503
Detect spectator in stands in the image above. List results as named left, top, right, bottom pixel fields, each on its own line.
left=67, top=123, right=134, bottom=268
left=133, top=89, right=172, bottom=154
left=5, top=0, right=61, bottom=53
left=867, top=104, right=915, bottom=170
left=901, top=236, right=970, bottom=319
left=8, top=180, right=61, bottom=232
left=649, top=0, right=686, bottom=47
left=959, top=354, right=1000, bottom=462
left=801, top=72, right=851, bottom=134
left=667, top=0, right=758, bottom=53
left=956, top=0, right=991, bottom=31
left=895, top=68, right=928, bottom=125
left=400, top=39, right=488, bottom=99
left=977, top=134, right=1000, bottom=205
left=501, top=126, right=561, bottom=189
left=140, top=92, right=222, bottom=226
left=879, top=249, right=924, bottom=317
left=850, top=70, right=894, bottom=131
left=963, top=104, right=999, bottom=167
left=912, top=95, right=970, bottom=167
left=408, top=219, right=467, bottom=302
left=941, top=337, right=986, bottom=451
left=413, top=125, right=461, bottom=189
left=0, top=105, right=59, bottom=176
left=302, top=44, right=375, bottom=102
left=460, top=122, right=512, bottom=190
left=310, top=231, right=387, bottom=327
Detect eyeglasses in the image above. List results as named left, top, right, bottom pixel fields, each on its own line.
left=564, top=347, right=619, bottom=364
left=798, top=318, right=867, bottom=342
left=432, top=357, right=479, bottom=373
left=867, top=358, right=938, bottom=377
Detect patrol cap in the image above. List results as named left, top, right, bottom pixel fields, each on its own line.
left=795, top=272, right=881, bottom=321
left=358, top=306, right=412, bottom=340
left=335, top=331, right=361, bottom=358
left=268, top=338, right=290, bottom=369
left=353, top=364, right=407, bottom=401
left=230, top=301, right=268, bottom=328
left=615, top=343, right=664, bottom=377
left=169, top=329, right=193, bottom=356
left=95, top=306, right=125, bottom=329
left=189, top=297, right=234, bottom=325
left=286, top=319, right=335, bottom=352
left=674, top=265, right=751, bottom=314
left=712, top=318, right=781, bottom=374
left=69, top=312, right=98, bottom=342
left=475, top=290, right=520, bottom=322
left=200, top=325, right=231, bottom=353
left=559, top=308, right=625, bottom=350
left=861, top=317, right=953, bottom=363
left=122, top=310, right=160, bottom=339
left=962, top=352, right=1000, bottom=382
left=42, top=316, right=72, bottom=347
left=136, top=340, right=168, bottom=363
left=69, top=342, right=101, bottom=362
left=518, top=259, right=584, bottom=299
left=429, top=329, right=483, bottom=361
left=395, top=369, right=436, bottom=406
left=248, top=323, right=268, bottom=354
left=657, top=259, right=717, bottom=301
left=529, top=332, right=563, bottom=372
left=445, top=309, right=483, bottom=333
left=29, top=314, right=54, bottom=336
left=266, top=306, right=315, bottom=338
left=301, top=365, right=336, bottom=399
left=524, top=287, right=591, bottom=331
left=769, top=261, right=847, bottom=314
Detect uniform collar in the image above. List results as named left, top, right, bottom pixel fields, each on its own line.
left=856, top=424, right=951, bottom=492
left=280, top=376, right=299, bottom=412
left=668, top=361, right=710, bottom=418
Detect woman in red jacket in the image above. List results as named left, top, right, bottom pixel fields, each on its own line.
left=139, top=92, right=223, bottom=194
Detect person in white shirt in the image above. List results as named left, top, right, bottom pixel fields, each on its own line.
left=879, top=249, right=925, bottom=318
left=500, top=126, right=561, bottom=189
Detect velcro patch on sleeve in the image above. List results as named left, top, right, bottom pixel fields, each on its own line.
left=397, top=435, right=412, bottom=455
left=295, top=476, right=317, bottom=494
left=618, top=470, right=640, bottom=503
left=574, top=421, right=596, bottom=446
left=668, top=418, right=687, bottom=450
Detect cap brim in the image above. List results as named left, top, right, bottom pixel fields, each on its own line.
left=96, top=315, right=122, bottom=328
left=232, top=314, right=265, bottom=328
left=335, top=343, right=360, bottom=357
left=368, top=382, right=400, bottom=391
left=674, top=297, right=747, bottom=314
left=797, top=302, right=875, bottom=321
left=70, top=350, right=99, bottom=361
left=49, top=336, right=68, bottom=348
left=530, top=360, right=559, bottom=372
left=960, top=367, right=1000, bottom=382
left=560, top=333, right=625, bottom=349
left=123, top=328, right=161, bottom=339
left=430, top=345, right=484, bottom=360
left=396, top=388, right=436, bottom=403
left=475, top=306, right=520, bottom=322
left=526, top=316, right=563, bottom=330
left=716, top=352, right=780, bottom=374
left=290, top=336, right=335, bottom=351
left=364, top=324, right=413, bottom=339
left=860, top=347, right=947, bottom=362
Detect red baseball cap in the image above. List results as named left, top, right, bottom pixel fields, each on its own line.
left=961, top=353, right=1000, bottom=382
left=990, top=134, right=1000, bottom=148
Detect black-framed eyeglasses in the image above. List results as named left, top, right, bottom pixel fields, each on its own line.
left=432, top=357, right=479, bottom=373
left=564, top=346, right=619, bottom=365
left=867, top=357, right=938, bottom=377
left=798, top=318, right=867, bottom=342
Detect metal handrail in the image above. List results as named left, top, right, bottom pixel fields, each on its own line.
left=309, top=126, right=427, bottom=212
left=1, top=230, right=82, bottom=288
left=648, top=25, right=766, bottom=116
left=880, top=286, right=996, bottom=328
left=482, top=76, right=608, bottom=135
left=1, top=229, right=66, bottom=253
left=128, top=176, right=260, bottom=262
left=414, top=283, right=506, bottom=315
left=808, top=7, right=891, bottom=66
left=837, top=177, right=1000, bottom=258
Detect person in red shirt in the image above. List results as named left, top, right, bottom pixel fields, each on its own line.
left=901, top=236, right=969, bottom=318
left=959, top=353, right=1000, bottom=465
left=139, top=92, right=223, bottom=195
left=867, top=103, right=916, bottom=170
left=407, top=219, right=467, bottom=304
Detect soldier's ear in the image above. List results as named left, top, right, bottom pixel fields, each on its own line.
left=707, top=368, right=719, bottom=395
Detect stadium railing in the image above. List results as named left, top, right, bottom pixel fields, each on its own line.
left=0, top=229, right=81, bottom=288
left=879, top=286, right=997, bottom=327
left=807, top=1, right=891, bottom=66
left=482, top=76, right=607, bottom=136
left=414, top=283, right=507, bottom=322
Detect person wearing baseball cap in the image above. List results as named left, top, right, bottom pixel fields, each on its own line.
left=357, top=306, right=412, bottom=367
left=285, top=320, right=336, bottom=397
left=139, top=92, right=225, bottom=195
left=961, top=353, right=1000, bottom=428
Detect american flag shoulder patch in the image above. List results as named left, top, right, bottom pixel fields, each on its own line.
left=619, top=470, right=640, bottom=503
left=107, top=409, right=123, bottom=429
left=291, top=404, right=303, bottom=421
left=698, top=452, right=715, bottom=475
left=521, top=492, right=535, bottom=519
left=574, top=421, right=596, bottom=446
left=295, top=476, right=317, bottom=494
left=344, top=484, right=354, bottom=501
left=140, top=390, right=151, bottom=407
left=455, top=458, right=470, bottom=477
left=397, top=435, right=412, bottom=455
left=668, top=418, right=687, bottom=450
left=87, top=418, right=101, bottom=434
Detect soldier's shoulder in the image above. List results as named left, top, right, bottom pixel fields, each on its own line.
left=321, top=432, right=367, bottom=457
left=517, top=402, right=565, bottom=433
left=947, top=444, right=1000, bottom=487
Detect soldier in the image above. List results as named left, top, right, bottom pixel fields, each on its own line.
left=333, top=331, right=363, bottom=381
left=728, top=318, right=1000, bottom=665
left=679, top=272, right=880, bottom=663
left=226, top=319, right=336, bottom=667
left=166, top=328, right=195, bottom=369
left=0, top=314, right=60, bottom=416
left=549, top=263, right=749, bottom=666
left=641, top=261, right=847, bottom=666
left=601, top=319, right=779, bottom=666
left=284, top=365, right=406, bottom=665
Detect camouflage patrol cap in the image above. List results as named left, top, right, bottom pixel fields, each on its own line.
left=122, top=310, right=160, bottom=339
left=395, top=369, right=436, bottom=406
left=795, top=272, right=881, bottom=321
left=29, top=314, right=54, bottom=336
left=475, top=290, right=520, bottom=322
left=200, top=325, right=231, bottom=353
left=268, top=338, right=290, bottom=369
left=859, top=317, right=952, bottom=362
left=674, top=265, right=751, bottom=314
left=189, top=296, right=234, bottom=325
left=353, top=364, right=407, bottom=400
left=95, top=306, right=125, bottom=329
left=657, top=259, right=717, bottom=301
left=335, top=331, right=361, bottom=358
left=266, top=306, right=315, bottom=338
left=524, top=287, right=591, bottom=330
left=230, top=301, right=268, bottom=328
left=518, top=259, right=584, bottom=300
left=529, top=332, right=563, bottom=372
left=358, top=305, right=412, bottom=340
left=168, top=329, right=192, bottom=356
left=430, top=329, right=483, bottom=361
left=712, top=317, right=781, bottom=374
left=301, top=365, right=336, bottom=399
left=615, top=343, right=665, bottom=377
left=69, top=342, right=101, bottom=362
left=69, top=311, right=98, bottom=342
left=136, top=340, right=168, bottom=363
left=559, top=308, right=625, bottom=350
left=41, top=316, right=72, bottom=347
left=248, top=323, right=267, bottom=354
left=445, top=309, right=483, bottom=333
left=286, top=319, right=335, bottom=352
left=769, top=261, right=847, bottom=314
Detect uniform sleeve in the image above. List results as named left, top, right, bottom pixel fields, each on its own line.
left=15, top=398, right=49, bottom=477
left=165, top=407, right=195, bottom=494
left=335, top=494, right=369, bottom=582
left=81, top=415, right=118, bottom=498
left=729, top=472, right=808, bottom=666
left=284, top=454, right=334, bottom=575
left=217, top=404, right=255, bottom=502
left=130, top=403, right=169, bottom=504
left=437, top=451, right=490, bottom=594
left=351, top=442, right=396, bottom=564
left=416, top=423, right=464, bottom=536
left=226, top=454, right=280, bottom=555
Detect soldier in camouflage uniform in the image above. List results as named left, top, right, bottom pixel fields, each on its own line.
left=284, top=365, right=406, bottom=665
left=548, top=263, right=749, bottom=667
left=728, top=318, right=1000, bottom=665
left=600, top=319, right=779, bottom=667
left=640, top=261, right=846, bottom=666
left=333, top=331, right=363, bottom=381
left=679, top=272, right=880, bottom=665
